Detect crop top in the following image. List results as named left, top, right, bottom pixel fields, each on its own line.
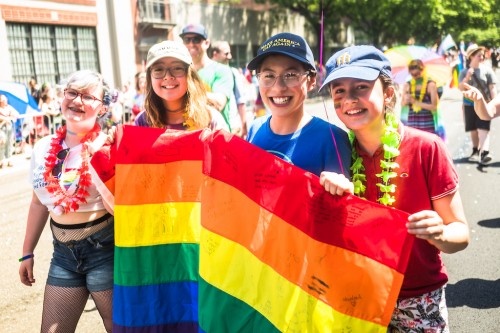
left=29, top=133, right=106, bottom=213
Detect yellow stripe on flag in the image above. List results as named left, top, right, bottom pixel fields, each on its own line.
left=115, top=202, right=201, bottom=247
left=200, top=228, right=387, bottom=333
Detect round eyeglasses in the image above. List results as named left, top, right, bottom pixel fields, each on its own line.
left=256, top=71, right=310, bottom=88
left=150, top=66, right=188, bottom=79
left=64, top=89, right=103, bottom=105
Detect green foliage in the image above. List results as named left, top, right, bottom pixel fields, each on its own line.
left=254, top=0, right=499, bottom=48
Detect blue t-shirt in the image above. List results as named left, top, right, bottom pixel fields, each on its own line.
left=247, top=115, right=351, bottom=177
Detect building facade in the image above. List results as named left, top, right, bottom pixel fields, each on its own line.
left=0, top=0, right=350, bottom=91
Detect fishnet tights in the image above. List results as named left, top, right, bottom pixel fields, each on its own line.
left=41, top=285, right=112, bottom=333
left=50, top=217, right=113, bottom=243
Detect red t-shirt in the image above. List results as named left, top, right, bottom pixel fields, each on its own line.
left=356, top=125, right=459, bottom=298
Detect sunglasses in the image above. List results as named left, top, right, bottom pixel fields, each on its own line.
left=52, top=148, right=70, bottom=177
left=182, top=36, right=203, bottom=44
left=409, top=65, right=422, bottom=71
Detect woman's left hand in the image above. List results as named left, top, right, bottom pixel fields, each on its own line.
left=319, top=171, right=354, bottom=196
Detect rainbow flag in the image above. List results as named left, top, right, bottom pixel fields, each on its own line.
left=91, top=126, right=414, bottom=332
left=199, top=131, right=413, bottom=332
left=92, top=126, right=205, bottom=332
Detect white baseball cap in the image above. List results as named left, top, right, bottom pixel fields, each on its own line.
left=146, top=41, right=192, bottom=69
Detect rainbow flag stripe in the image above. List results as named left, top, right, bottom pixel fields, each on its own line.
left=91, top=127, right=414, bottom=333
left=93, top=126, right=205, bottom=333
left=199, top=131, right=414, bottom=332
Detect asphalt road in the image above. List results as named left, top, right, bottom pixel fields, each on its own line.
left=1, top=87, right=499, bottom=332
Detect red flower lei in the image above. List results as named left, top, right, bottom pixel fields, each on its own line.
left=43, top=124, right=100, bottom=214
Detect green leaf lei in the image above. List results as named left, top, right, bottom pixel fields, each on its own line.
left=349, top=113, right=401, bottom=206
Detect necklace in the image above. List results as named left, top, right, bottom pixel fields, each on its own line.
left=349, top=113, right=401, bottom=206
left=410, top=75, right=428, bottom=112
left=43, top=124, right=100, bottom=214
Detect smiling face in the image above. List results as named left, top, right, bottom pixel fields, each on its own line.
left=257, top=55, right=315, bottom=119
left=149, top=57, right=188, bottom=109
left=61, top=83, right=104, bottom=131
left=182, top=33, right=209, bottom=61
left=329, top=77, right=391, bottom=133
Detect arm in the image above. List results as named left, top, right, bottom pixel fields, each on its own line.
left=458, top=68, right=474, bottom=91
left=400, top=82, right=411, bottom=106
left=19, top=191, right=50, bottom=286
left=207, top=92, right=228, bottom=112
left=406, top=190, right=469, bottom=254
left=462, top=82, right=499, bottom=120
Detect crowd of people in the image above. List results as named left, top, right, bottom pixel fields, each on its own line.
left=13, top=23, right=500, bottom=332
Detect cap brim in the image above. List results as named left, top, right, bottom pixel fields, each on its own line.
left=146, top=54, right=191, bottom=70
left=319, top=66, right=380, bottom=91
left=179, top=32, right=206, bottom=39
left=247, top=51, right=314, bottom=71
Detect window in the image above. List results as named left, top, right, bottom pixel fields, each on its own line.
left=6, top=23, right=99, bottom=86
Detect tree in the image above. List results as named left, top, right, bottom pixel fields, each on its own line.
left=255, top=0, right=498, bottom=49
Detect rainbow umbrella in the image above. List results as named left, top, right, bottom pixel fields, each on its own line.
left=384, top=45, right=452, bottom=87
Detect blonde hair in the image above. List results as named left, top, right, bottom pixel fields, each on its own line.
left=143, top=66, right=212, bottom=129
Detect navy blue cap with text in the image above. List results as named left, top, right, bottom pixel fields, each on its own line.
left=247, top=32, right=315, bottom=71
left=179, top=23, right=208, bottom=40
left=320, top=45, right=392, bottom=90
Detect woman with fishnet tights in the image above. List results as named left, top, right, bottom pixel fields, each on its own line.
left=19, top=70, right=114, bottom=332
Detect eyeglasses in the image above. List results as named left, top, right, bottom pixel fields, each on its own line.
left=182, top=36, right=203, bottom=44
left=150, top=66, right=188, bottom=79
left=256, top=71, right=310, bottom=88
left=52, top=148, right=70, bottom=177
left=408, top=65, right=422, bottom=71
left=64, top=88, right=103, bottom=105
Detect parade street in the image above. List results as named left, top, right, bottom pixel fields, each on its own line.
left=1, top=87, right=499, bottom=332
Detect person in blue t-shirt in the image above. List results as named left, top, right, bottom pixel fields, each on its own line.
left=246, top=32, right=351, bottom=190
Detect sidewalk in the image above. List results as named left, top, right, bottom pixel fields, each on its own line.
left=0, top=148, right=31, bottom=178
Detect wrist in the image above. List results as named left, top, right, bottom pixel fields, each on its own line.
left=19, top=253, right=34, bottom=262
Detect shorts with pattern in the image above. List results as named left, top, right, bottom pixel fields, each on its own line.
left=387, top=286, right=449, bottom=333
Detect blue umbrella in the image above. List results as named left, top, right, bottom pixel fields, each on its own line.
left=0, top=81, right=40, bottom=116
left=0, top=81, right=41, bottom=144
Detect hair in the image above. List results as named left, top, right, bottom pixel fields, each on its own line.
left=143, top=65, right=212, bottom=129
left=210, top=41, right=229, bottom=58
left=408, top=59, right=424, bottom=70
left=0, top=94, right=7, bottom=103
left=379, top=73, right=397, bottom=115
left=66, top=70, right=111, bottom=106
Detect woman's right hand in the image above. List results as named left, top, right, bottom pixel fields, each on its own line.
left=19, top=258, right=36, bottom=286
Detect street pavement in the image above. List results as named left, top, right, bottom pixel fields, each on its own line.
left=1, top=87, right=499, bottom=332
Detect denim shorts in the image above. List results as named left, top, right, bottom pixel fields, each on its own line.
left=47, top=218, right=114, bottom=292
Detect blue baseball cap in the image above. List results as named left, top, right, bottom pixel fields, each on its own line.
left=247, top=32, right=315, bottom=71
left=180, top=23, right=208, bottom=40
left=320, top=45, right=392, bottom=91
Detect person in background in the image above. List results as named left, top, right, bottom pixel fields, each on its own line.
left=0, top=94, right=19, bottom=167
left=19, top=70, right=114, bottom=332
left=131, top=72, right=146, bottom=123
left=246, top=32, right=351, bottom=179
left=29, top=77, right=41, bottom=106
left=180, top=23, right=240, bottom=133
left=134, top=40, right=228, bottom=131
left=401, top=59, right=440, bottom=135
left=458, top=44, right=497, bottom=165
left=211, top=40, right=248, bottom=137
left=319, top=45, right=469, bottom=332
